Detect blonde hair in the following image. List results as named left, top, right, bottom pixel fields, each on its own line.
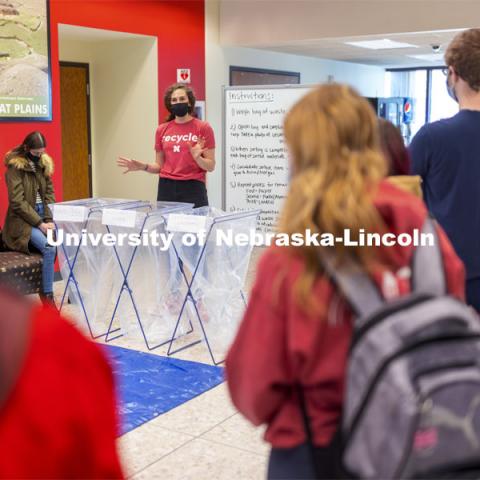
left=279, top=84, right=387, bottom=313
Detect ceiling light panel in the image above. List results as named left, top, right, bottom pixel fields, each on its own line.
left=408, top=53, right=445, bottom=61
left=345, top=39, right=418, bottom=50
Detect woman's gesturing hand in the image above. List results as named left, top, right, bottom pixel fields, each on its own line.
left=188, top=137, right=207, bottom=163
left=116, top=156, right=146, bottom=174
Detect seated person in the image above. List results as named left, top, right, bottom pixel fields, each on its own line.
left=2, top=131, right=57, bottom=307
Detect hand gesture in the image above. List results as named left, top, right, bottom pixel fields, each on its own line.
left=116, top=156, right=145, bottom=174
left=188, top=137, right=207, bottom=162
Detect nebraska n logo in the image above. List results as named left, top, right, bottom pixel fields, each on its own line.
left=173, top=145, right=180, bottom=153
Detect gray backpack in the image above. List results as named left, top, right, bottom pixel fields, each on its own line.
left=322, top=218, right=480, bottom=479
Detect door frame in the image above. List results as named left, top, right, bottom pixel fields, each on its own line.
left=59, top=61, right=93, bottom=197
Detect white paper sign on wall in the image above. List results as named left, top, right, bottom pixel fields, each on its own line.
left=177, top=68, right=191, bottom=83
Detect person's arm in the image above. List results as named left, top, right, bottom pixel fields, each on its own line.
left=151, top=150, right=164, bottom=173
left=5, top=167, right=42, bottom=227
left=409, top=127, right=431, bottom=178
left=116, top=152, right=162, bottom=174
left=436, top=222, right=465, bottom=301
left=409, top=127, right=432, bottom=200
left=43, top=175, right=55, bottom=222
left=225, top=253, right=291, bottom=426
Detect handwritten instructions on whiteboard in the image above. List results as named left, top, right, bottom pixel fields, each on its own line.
left=224, top=87, right=311, bottom=233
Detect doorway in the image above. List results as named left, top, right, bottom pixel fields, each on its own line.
left=58, top=25, right=159, bottom=201
left=59, top=62, right=92, bottom=200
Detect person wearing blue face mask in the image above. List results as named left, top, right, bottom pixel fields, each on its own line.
left=409, top=28, right=480, bottom=312
left=445, top=68, right=459, bottom=103
left=117, top=83, right=216, bottom=207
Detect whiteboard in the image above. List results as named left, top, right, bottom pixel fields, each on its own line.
left=223, top=84, right=313, bottom=233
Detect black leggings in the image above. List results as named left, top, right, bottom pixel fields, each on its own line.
left=157, top=177, right=208, bottom=208
left=268, top=442, right=339, bottom=480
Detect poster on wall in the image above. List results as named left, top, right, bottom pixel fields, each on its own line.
left=0, top=0, right=52, bottom=121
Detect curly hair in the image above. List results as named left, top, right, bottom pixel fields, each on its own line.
left=163, top=83, right=196, bottom=121
left=445, top=28, right=480, bottom=92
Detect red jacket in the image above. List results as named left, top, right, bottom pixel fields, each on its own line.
left=0, top=298, right=124, bottom=479
left=225, top=181, right=465, bottom=449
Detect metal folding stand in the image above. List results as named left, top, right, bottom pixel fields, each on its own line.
left=103, top=202, right=195, bottom=348
left=165, top=208, right=261, bottom=365
left=52, top=198, right=147, bottom=339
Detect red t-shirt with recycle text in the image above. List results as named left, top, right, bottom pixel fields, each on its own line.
left=155, top=117, right=215, bottom=183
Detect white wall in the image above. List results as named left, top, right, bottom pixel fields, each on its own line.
left=59, top=32, right=158, bottom=202
left=205, top=0, right=385, bottom=208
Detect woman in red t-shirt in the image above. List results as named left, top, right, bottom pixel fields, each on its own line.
left=225, top=85, right=465, bottom=479
left=118, top=83, right=215, bottom=207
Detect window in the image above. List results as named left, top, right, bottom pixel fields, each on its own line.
left=429, top=69, right=459, bottom=123
left=386, top=67, right=460, bottom=132
left=385, top=70, right=427, bottom=138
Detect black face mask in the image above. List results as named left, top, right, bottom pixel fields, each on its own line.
left=27, top=152, right=41, bottom=162
left=170, top=102, right=190, bottom=118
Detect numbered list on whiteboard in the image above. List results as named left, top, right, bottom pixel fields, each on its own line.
left=225, top=90, right=292, bottom=233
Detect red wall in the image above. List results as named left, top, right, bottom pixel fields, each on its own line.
left=0, top=0, right=205, bottom=223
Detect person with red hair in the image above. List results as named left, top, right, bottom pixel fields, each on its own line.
left=378, top=119, right=422, bottom=198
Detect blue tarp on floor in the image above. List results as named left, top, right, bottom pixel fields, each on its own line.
left=103, top=345, right=225, bottom=435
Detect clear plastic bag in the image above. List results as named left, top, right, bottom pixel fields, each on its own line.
left=106, top=202, right=195, bottom=346
left=52, top=198, right=146, bottom=338
left=168, top=207, right=260, bottom=361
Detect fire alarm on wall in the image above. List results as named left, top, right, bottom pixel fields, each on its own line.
left=177, top=69, right=191, bottom=83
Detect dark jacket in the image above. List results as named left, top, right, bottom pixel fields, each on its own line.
left=2, top=154, right=55, bottom=254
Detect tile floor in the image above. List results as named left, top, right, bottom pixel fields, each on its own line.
left=51, top=247, right=269, bottom=480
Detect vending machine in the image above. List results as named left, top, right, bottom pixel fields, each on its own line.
left=367, top=97, right=414, bottom=144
